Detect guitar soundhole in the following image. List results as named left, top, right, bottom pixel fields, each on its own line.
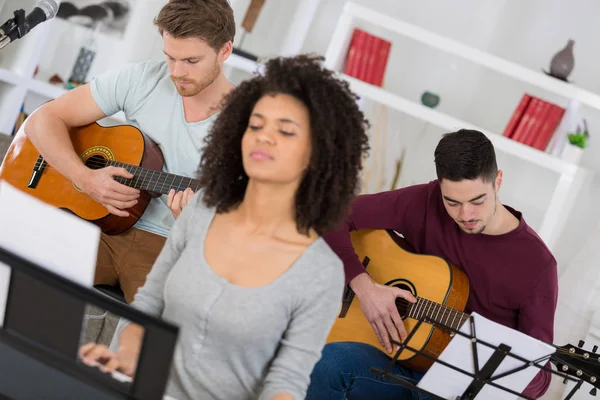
left=85, top=155, right=108, bottom=170
left=386, top=279, right=416, bottom=319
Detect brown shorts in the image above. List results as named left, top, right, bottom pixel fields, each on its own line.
left=94, top=228, right=167, bottom=303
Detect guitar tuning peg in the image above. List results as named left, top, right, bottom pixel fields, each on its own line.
left=594, top=345, right=598, bottom=352
left=590, top=388, right=597, bottom=396
left=579, top=340, right=586, bottom=348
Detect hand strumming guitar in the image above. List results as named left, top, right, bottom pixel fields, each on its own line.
left=75, top=167, right=140, bottom=217
left=350, top=272, right=416, bottom=354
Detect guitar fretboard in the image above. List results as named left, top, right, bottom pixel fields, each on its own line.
left=403, top=297, right=470, bottom=331
left=107, top=161, right=201, bottom=195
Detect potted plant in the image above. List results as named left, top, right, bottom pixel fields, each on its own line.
left=561, top=119, right=589, bottom=163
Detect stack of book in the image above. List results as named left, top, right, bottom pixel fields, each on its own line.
left=344, top=28, right=392, bottom=87
left=502, top=94, right=565, bottom=152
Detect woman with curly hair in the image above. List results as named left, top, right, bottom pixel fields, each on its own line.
left=79, top=53, right=370, bottom=400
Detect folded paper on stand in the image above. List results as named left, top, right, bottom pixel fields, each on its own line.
left=417, top=312, right=555, bottom=400
left=0, top=181, right=100, bottom=327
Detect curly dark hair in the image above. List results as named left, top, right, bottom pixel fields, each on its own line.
left=197, top=53, right=371, bottom=236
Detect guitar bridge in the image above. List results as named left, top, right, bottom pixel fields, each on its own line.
left=27, top=156, right=47, bottom=189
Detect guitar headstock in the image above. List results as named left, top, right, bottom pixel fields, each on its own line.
left=552, top=340, right=600, bottom=396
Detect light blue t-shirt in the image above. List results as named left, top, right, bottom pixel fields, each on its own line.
left=89, top=60, right=219, bottom=237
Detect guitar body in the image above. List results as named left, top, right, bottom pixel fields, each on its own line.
left=326, top=229, right=470, bottom=372
left=0, top=123, right=164, bottom=235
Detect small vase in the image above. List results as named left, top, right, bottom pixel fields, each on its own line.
left=560, top=144, right=583, bottom=164
left=549, top=39, right=575, bottom=81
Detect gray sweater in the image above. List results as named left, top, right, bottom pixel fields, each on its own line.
left=122, top=192, right=345, bottom=400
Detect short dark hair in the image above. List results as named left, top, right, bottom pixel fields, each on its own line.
left=197, top=54, right=371, bottom=236
left=154, top=0, right=235, bottom=52
left=434, top=129, right=498, bottom=183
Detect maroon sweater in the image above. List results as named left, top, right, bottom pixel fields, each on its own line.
left=323, top=180, right=558, bottom=399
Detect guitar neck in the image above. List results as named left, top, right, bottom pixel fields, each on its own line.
left=403, top=297, right=470, bottom=332
left=108, top=161, right=200, bottom=195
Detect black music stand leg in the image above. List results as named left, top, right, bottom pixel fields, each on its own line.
left=564, top=379, right=584, bottom=400
left=460, top=343, right=511, bottom=400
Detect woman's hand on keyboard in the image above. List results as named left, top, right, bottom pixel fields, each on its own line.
left=78, top=342, right=138, bottom=377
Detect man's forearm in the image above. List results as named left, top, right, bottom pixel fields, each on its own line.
left=117, top=323, right=144, bottom=355
left=349, top=272, right=373, bottom=293
left=24, top=109, right=90, bottom=186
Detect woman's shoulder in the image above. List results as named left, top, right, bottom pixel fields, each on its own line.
left=183, top=190, right=215, bottom=215
left=301, top=238, right=345, bottom=285
left=175, top=190, right=216, bottom=229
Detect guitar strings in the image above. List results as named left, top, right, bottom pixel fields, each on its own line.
left=32, top=162, right=201, bottom=192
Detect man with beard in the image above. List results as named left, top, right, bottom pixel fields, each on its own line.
left=24, top=0, right=236, bottom=304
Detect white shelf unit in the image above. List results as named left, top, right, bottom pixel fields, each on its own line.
left=0, top=39, right=260, bottom=132
left=324, top=2, right=596, bottom=254
left=0, top=0, right=321, bottom=135
left=0, top=51, right=260, bottom=129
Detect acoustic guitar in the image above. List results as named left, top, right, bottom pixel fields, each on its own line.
left=326, top=229, right=600, bottom=393
left=0, top=122, right=199, bottom=235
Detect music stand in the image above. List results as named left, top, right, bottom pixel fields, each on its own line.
left=370, top=314, right=588, bottom=400
left=0, top=245, right=180, bottom=400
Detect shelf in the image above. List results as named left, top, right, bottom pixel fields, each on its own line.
left=0, top=68, right=125, bottom=124
left=324, top=3, right=594, bottom=256
left=225, top=53, right=263, bottom=75
left=27, top=77, right=68, bottom=99
left=341, top=73, right=580, bottom=176
left=0, top=68, right=25, bottom=87
left=341, top=2, right=600, bottom=111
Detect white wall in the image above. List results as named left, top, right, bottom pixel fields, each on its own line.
left=302, top=0, right=600, bottom=265
left=299, top=3, right=600, bottom=399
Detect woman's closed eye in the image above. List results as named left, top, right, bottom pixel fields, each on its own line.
left=249, top=125, right=294, bottom=137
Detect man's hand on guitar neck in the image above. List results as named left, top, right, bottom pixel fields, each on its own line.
left=76, top=167, right=140, bottom=217
left=167, top=188, right=194, bottom=219
left=350, top=272, right=416, bottom=354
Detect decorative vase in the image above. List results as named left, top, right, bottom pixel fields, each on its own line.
left=560, top=143, right=583, bottom=164
left=549, top=39, right=575, bottom=81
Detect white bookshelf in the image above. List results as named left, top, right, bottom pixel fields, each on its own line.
left=0, top=0, right=321, bottom=135
left=0, top=51, right=260, bottom=129
left=325, top=1, right=597, bottom=254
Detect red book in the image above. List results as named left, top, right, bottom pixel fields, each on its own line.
left=371, top=38, right=391, bottom=87
left=519, top=97, right=545, bottom=146
left=364, top=36, right=382, bottom=84
left=357, top=33, right=375, bottom=82
left=511, top=97, right=537, bottom=143
left=344, top=29, right=360, bottom=76
left=532, top=105, right=565, bottom=151
left=524, top=100, right=552, bottom=147
left=344, top=29, right=367, bottom=79
left=503, top=94, right=531, bottom=138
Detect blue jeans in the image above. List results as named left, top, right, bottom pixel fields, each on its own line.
left=306, top=342, right=431, bottom=400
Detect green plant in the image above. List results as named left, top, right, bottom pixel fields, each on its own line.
left=567, top=119, right=590, bottom=148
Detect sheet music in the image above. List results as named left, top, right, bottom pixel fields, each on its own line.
left=0, top=181, right=100, bottom=327
left=417, top=312, right=556, bottom=399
